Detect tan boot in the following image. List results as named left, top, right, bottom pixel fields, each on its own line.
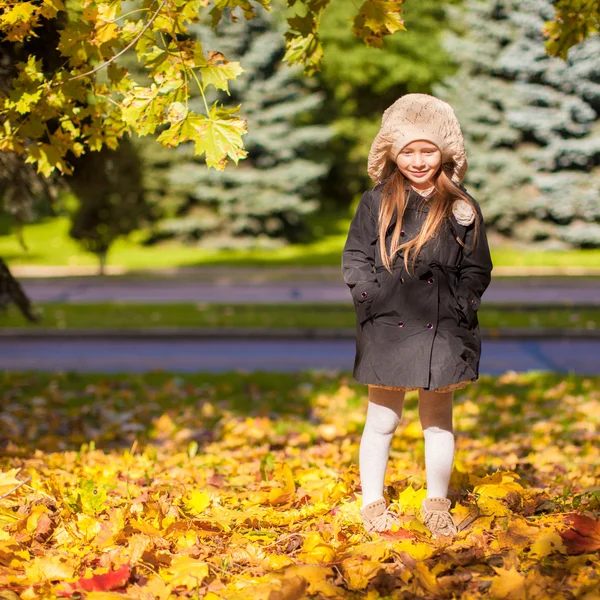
left=360, top=497, right=402, bottom=533
left=421, top=497, right=458, bottom=538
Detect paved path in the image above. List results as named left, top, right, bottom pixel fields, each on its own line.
left=20, top=276, right=600, bottom=305
left=2, top=338, right=599, bottom=374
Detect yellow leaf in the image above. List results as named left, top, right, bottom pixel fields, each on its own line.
left=530, top=530, right=567, bottom=558
left=26, top=505, right=48, bottom=534
left=25, top=554, right=75, bottom=581
left=489, top=566, right=526, bottom=599
left=184, top=490, right=211, bottom=516
left=267, top=574, right=307, bottom=600
left=165, top=556, right=209, bottom=589
left=268, top=463, right=296, bottom=505
left=352, top=0, right=406, bottom=48
left=261, top=553, right=295, bottom=570
left=392, top=539, right=437, bottom=561
left=280, top=565, right=342, bottom=598
left=414, top=561, right=441, bottom=595
left=200, top=53, right=244, bottom=94
left=24, top=142, right=72, bottom=177
left=94, top=21, right=119, bottom=44
left=0, top=2, right=36, bottom=25
left=470, top=470, right=524, bottom=497
left=495, top=518, right=540, bottom=551
left=342, top=556, right=381, bottom=591
left=396, top=484, right=426, bottom=514
left=0, top=469, right=23, bottom=494
left=297, top=532, right=335, bottom=563
left=358, top=0, right=405, bottom=34
left=76, top=513, right=102, bottom=541
left=94, top=507, right=125, bottom=547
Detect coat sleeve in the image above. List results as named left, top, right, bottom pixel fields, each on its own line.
left=342, top=189, right=381, bottom=324
left=457, top=200, right=493, bottom=326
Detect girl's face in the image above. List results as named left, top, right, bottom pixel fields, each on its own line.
left=394, top=140, right=442, bottom=189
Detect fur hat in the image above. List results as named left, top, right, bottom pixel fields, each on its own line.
left=368, top=93, right=468, bottom=185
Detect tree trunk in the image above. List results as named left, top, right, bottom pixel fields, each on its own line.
left=97, top=251, right=107, bottom=276
left=0, top=258, right=38, bottom=322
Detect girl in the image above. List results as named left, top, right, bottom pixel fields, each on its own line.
left=342, top=93, right=493, bottom=538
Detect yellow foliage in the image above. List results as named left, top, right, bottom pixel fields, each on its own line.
left=297, top=531, right=336, bottom=563
left=25, top=554, right=75, bottom=581
left=1, top=372, right=599, bottom=598
left=530, top=530, right=568, bottom=558
left=165, top=556, right=210, bottom=589
left=183, top=489, right=211, bottom=516
left=342, top=556, right=382, bottom=590
left=489, top=566, right=526, bottom=598
left=0, top=470, right=23, bottom=495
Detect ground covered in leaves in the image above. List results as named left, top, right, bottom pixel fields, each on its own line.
left=1, top=370, right=599, bottom=599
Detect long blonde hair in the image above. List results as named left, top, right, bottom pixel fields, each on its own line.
left=378, top=165, right=480, bottom=274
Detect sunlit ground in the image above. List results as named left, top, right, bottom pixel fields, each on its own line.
left=1, top=370, right=599, bottom=598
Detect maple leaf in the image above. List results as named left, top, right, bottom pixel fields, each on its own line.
left=183, top=490, right=211, bottom=516
left=296, top=531, right=335, bottom=563
left=58, top=564, right=131, bottom=596
left=156, top=103, right=248, bottom=169
left=560, top=514, right=600, bottom=554
left=165, top=556, right=210, bottom=590
left=342, top=556, right=382, bottom=591
left=199, top=52, right=244, bottom=94
left=0, top=469, right=23, bottom=495
left=489, top=566, right=526, bottom=599
left=352, top=0, right=406, bottom=47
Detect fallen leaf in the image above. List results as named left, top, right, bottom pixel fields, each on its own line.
left=560, top=514, right=600, bottom=554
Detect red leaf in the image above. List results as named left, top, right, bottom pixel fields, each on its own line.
left=560, top=514, right=600, bottom=554
left=60, top=564, right=131, bottom=596
left=379, top=528, right=416, bottom=540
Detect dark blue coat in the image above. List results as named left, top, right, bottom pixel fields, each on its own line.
left=341, top=181, right=493, bottom=390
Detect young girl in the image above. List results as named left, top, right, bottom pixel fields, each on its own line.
left=342, top=93, right=493, bottom=538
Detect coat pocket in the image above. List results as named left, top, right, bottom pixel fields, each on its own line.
left=456, top=287, right=480, bottom=329
left=351, top=280, right=382, bottom=325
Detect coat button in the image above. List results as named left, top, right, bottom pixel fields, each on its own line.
left=361, top=291, right=368, bottom=298
left=427, top=278, right=434, bottom=284
left=400, top=277, right=405, bottom=284
left=400, top=230, right=406, bottom=237
left=425, top=323, right=433, bottom=329
left=398, top=321, right=404, bottom=327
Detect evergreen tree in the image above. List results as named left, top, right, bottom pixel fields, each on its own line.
left=141, top=7, right=333, bottom=249
left=436, top=0, right=600, bottom=248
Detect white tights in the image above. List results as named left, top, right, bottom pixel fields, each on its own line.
left=359, top=385, right=455, bottom=505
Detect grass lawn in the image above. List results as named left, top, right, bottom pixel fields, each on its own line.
left=2, top=215, right=600, bottom=269
left=1, top=370, right=599, bottom=598
left=1, top=302, right=598, bottom=330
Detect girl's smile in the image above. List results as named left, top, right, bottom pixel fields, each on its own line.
left=394, top=140, right=442, bottom=190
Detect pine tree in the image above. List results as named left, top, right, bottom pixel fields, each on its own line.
left=140, top=7, right=333, bottom=249
left=436, top=0, right=600, bottom=248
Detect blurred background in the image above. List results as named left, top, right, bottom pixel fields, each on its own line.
left=1, top=0, right=598, bottom=373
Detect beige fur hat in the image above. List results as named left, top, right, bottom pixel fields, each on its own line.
left=368, top=93, right=468, bottom=185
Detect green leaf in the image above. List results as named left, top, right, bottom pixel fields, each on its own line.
left=199, top=52, right=244, bottom=93
left=156, top=104, right=248, bottom=170
left=78, top=478, right=108, bottom=516
left=122, top=83, right=183, bottom=136
left=24, top=142, right=71, bottom=177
